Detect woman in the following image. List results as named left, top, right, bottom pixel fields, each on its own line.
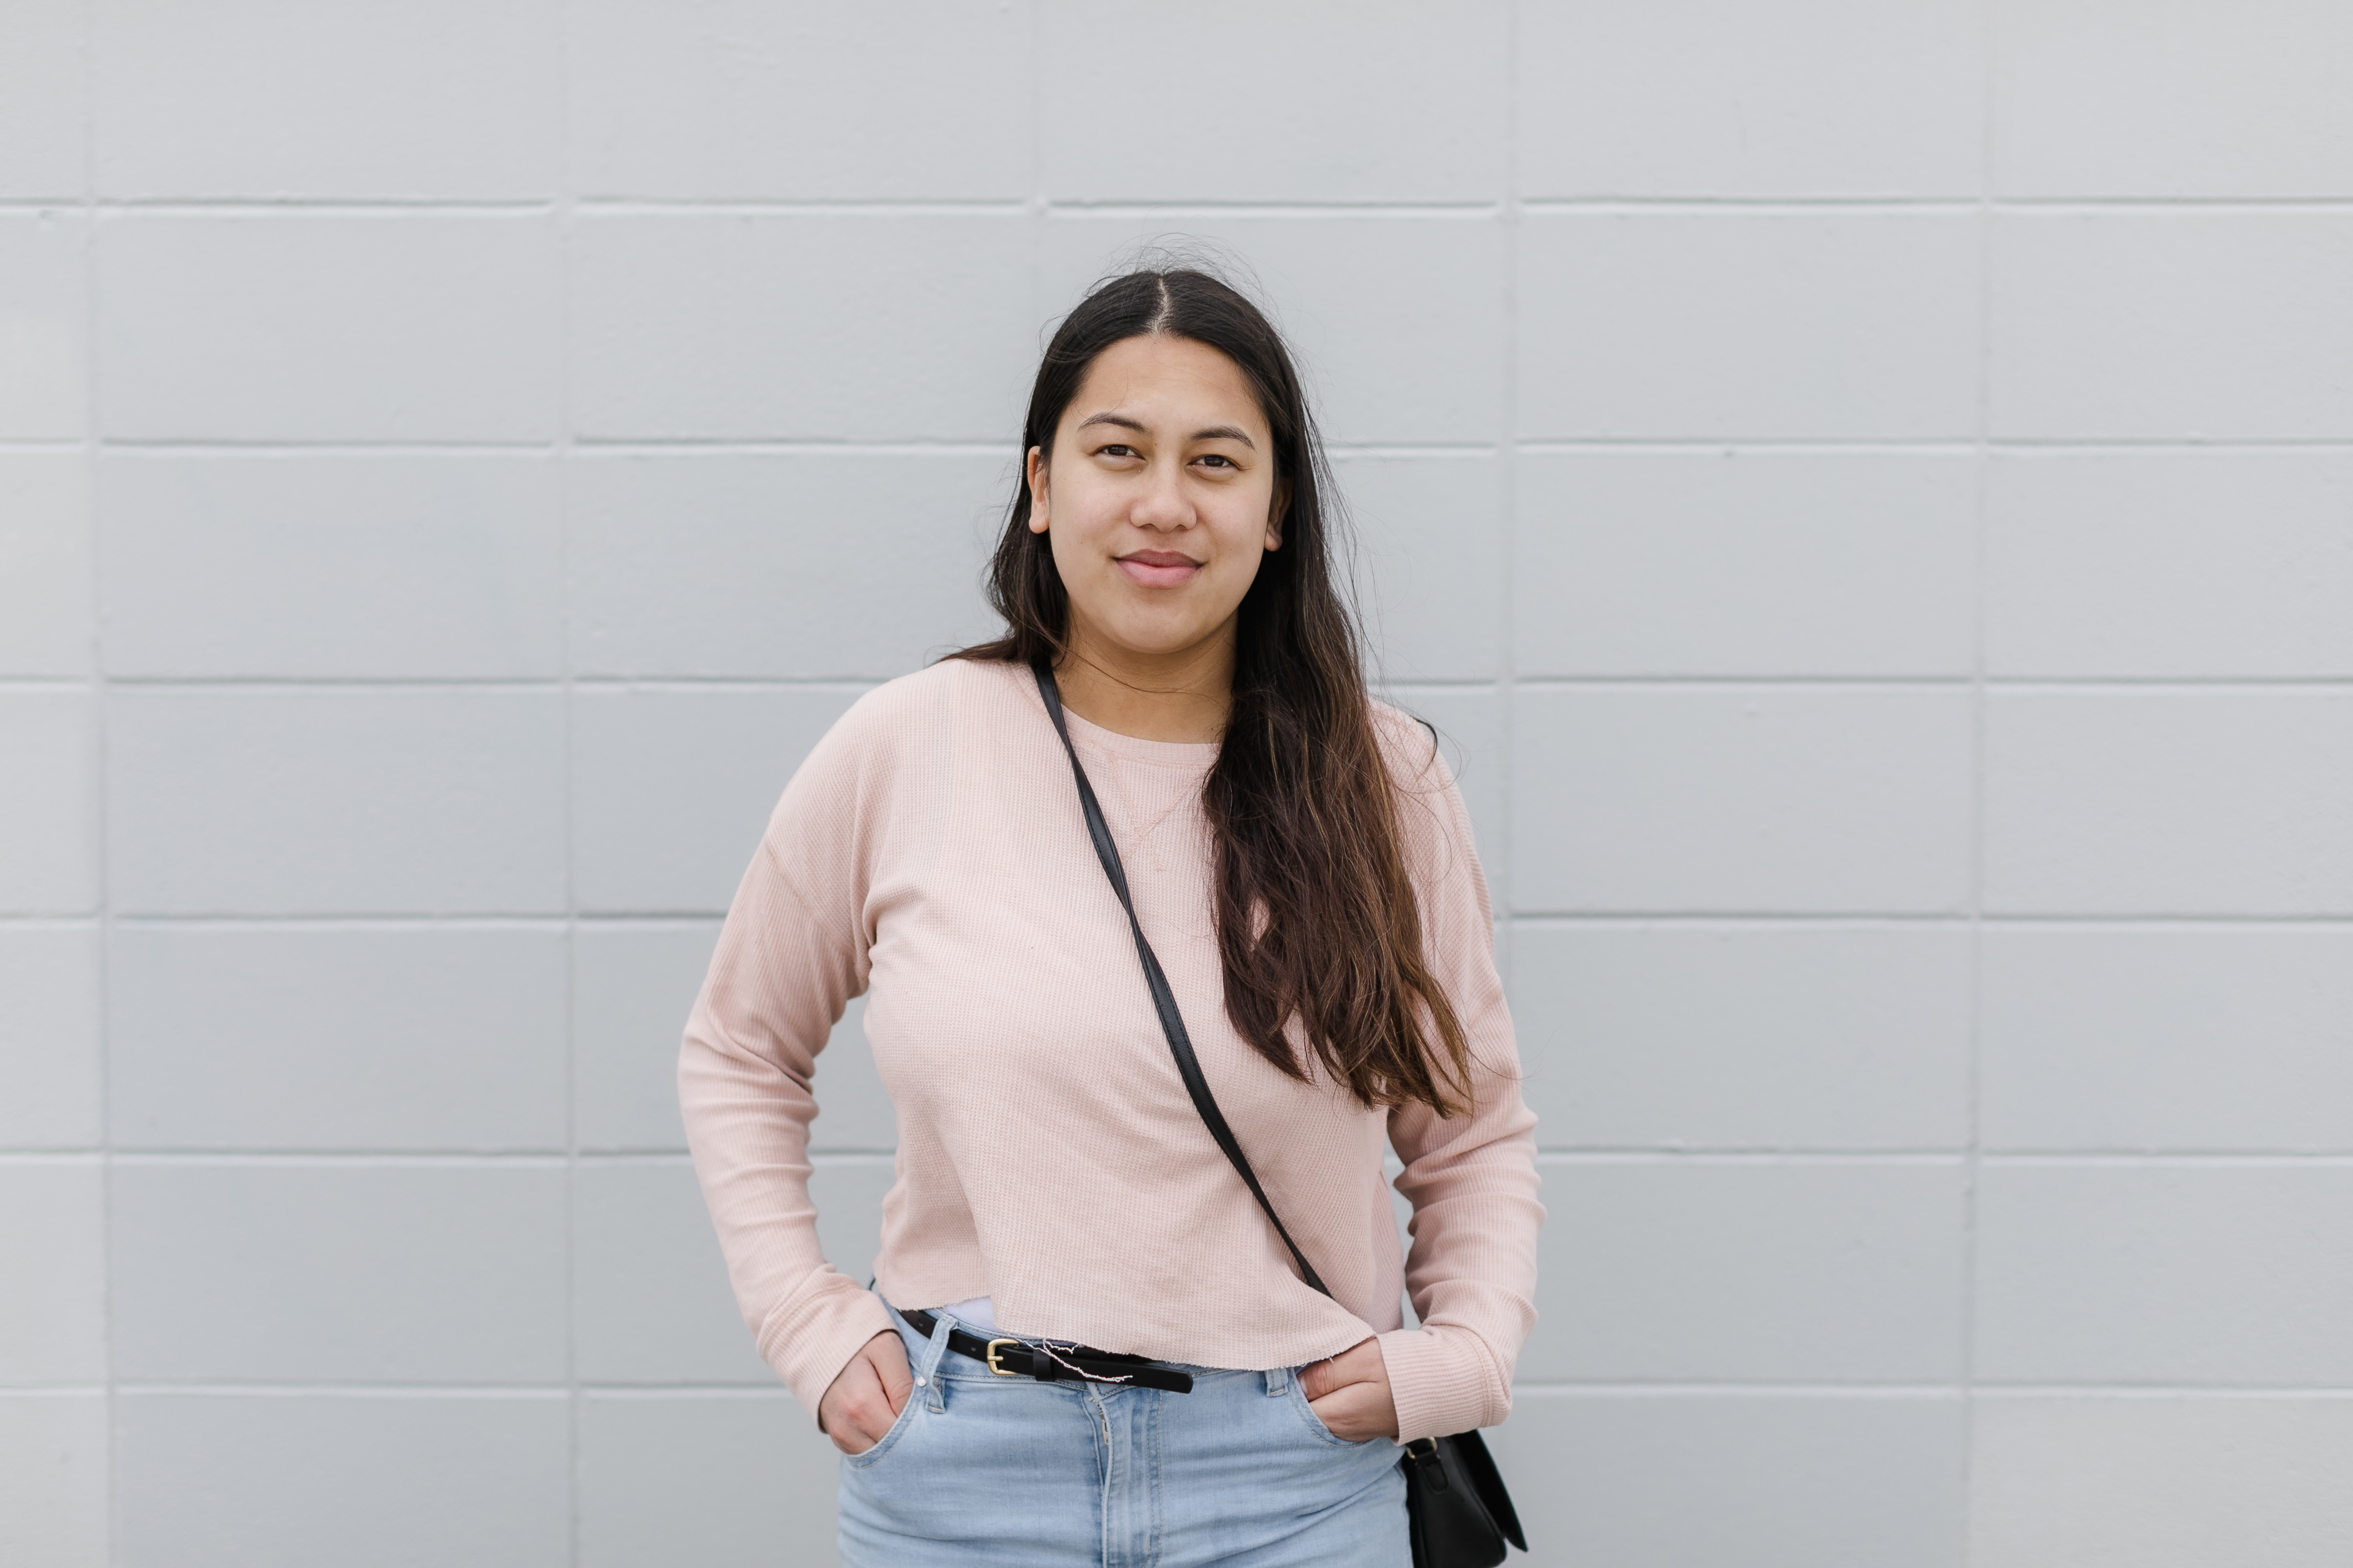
left=680, top=267, right=1541, bottom=1566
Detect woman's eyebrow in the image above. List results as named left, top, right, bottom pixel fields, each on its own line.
left=1073, top=411, right=1258, bottom=449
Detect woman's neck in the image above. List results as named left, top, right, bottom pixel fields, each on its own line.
left=1052, top=621, right=1235, bottom=745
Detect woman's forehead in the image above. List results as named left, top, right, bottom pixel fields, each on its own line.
left=1066, top=335, right=1266, bottom=434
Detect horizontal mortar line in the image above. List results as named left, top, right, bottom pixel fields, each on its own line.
left=104, top=676, right=569, bottom=691
left=79, top=674, right=2353, bottom=693
left=1533, top=1145, right=1968, bottom=1159
left=0, top=1384, right=108, bottom=1396
left=99, top=675, right=897, bottom=691
left=106, top=910, right=575, bottom=923
left=1982, top=676, right=2353, bottom=689
left=1969, top=1383, right=2353, bottom=1398
left=1509, top=911, right=1972, bottom=927
left=92, top=200, right=555, bottom=217
left=110, top=1151, right=571, bottom=1166
left=1514, top=438, right=1979, bottom=453
left=1512, top=1381, right=1964, bottom=1398
left=1509, top=910, right=1971, bottom=923
left=1517, top=196, right=2353, bottom=214
left=0, top=438, right=84, bottom=450
left=1045, top=200, right=1504, bottom=218
left=1974, top=911, right=2353, bottom=924
left=1514, top=437, right=2353, bottom=452
left=571, top=437, right=1017, bottom=455
left=575, top=198, right=1029, bottom=217
left=1329, top=442, right=1502, bottom=457
left=1505, top=911, right=2353, bottom=931
left=1534, top=1150, right=1963, bottom=1167
left=1979, top=911, right=2353, bottom=925
left=571, top=676, right=886, bottom=690
left=1509, top=674, right=2353, bottom=690
left=579, top=1385, right=794, bottom=1400
left=87, top=1148, right=901, bottom=1165
left=1508, top=911, right=2353, bottom=926
left=115, top=1383, right=570, bottom=1398
left=1988, top=436, right=2353, bottom=450
left=573, top=1149, right=895, bottom=1162
left=573, top=910, right=724, bottom=925
left=1512, top=674, right=1975, bottom=687
left=1991, top=197, right=2353, bottom=213
left=1979, top=1152, right=2353, bottom=1168
left=100, top=439, right=559, bottom=453
left=1520, top=198, right=1977, bottom=215
left=108, top=913, right=571, bottom=929
left=0, top=914, right=99, bottom=928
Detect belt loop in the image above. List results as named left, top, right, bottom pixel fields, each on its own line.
left=1264, top=1365, right=1289, bottom=1397
left=892, top=1303, right=955, bottom=1414
left=919, top=1311, right=954, bottom=1413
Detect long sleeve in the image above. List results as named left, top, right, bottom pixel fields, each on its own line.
left=676, top=660, right=1542, bottom=1437
left=1373, top=723, right=1545, bottom=1443
left=678, top=702, right=895, bottom=1422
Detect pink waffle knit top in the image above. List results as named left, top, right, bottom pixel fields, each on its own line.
left=678, top=657, right=1542, bottom=1444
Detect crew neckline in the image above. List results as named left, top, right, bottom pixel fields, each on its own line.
left=1057, top=701, right=1222, bottom=768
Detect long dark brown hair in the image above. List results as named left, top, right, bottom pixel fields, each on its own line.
left=951, top=267, right=1474, bottom=1116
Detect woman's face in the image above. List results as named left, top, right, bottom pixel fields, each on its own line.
left=1028, top=333, right=1283, bottom=667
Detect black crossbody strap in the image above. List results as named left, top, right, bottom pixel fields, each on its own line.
left=1032, top=661, right=1333, bottom=1299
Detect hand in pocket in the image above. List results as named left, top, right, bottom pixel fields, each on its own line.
left=1297, top=1337, right=1399, bottom=1442
left=820, top=1331, right=915, bottom=1455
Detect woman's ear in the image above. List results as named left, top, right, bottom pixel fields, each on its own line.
left=1264, top=477, right=1291, bottom=550
left=1026, top=446, right=1050, bottom=533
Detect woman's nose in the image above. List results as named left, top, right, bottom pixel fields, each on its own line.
left=1130, top=466, right=1194, bottom=531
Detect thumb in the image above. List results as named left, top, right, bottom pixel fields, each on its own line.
left=869, top=1332, right=916, bottom=1416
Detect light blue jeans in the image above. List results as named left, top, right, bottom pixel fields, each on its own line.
left=838, top=1304, right=1412, bottom=1567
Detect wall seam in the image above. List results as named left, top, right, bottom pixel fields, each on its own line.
left=78, top=0, right=118, bottom=1557
left=1962, top=0, right=2000, bottom=1555
left=553, top=4, right=582, bottom=1561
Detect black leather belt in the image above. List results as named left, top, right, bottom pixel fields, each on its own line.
left=898, top=1308, right=1195, bottom=1394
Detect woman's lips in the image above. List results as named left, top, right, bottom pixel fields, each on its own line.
left=1116, top=551, right=1203, bottom=588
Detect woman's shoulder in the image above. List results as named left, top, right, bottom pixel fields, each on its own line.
left=804, top=655, right=1032, bottom=773
left=1365, top=696, right=1453, bottom=796
left=1364, top=696, right=1483, bottom=884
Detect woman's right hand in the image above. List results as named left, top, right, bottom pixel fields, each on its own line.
left=819, top=1330, right=915, bottom=1455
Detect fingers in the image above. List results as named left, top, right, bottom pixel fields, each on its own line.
left=867, top=1331, right=915, bottom=1418
left=1296, top=1337, right=1380, bottom=1403
left=823, top=1359, right=891, bottom=1455
left=1307, top=1382, right=1394, bottom=1443
left=820, top=1331, right=916, bottom=1456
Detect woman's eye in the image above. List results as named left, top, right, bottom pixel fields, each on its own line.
left=1195, top=454, right=1236, bottom=470
left=1097, top=443, right=1139, bottom=459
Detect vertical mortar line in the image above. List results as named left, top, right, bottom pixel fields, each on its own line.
left=1028, top=0, right=1045, bottom=332
left=78, top=0, right=116, bottom=1558
left=1500, top=0, right=1520, bottom=1058
left=1962, top=0, right=1997, bottom=1546
left=554, top=7, right=580, bottom=1560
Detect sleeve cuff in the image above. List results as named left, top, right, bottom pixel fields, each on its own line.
left=759, top=1280, right=899, bottom=1426
left=1376, top=1326, right=1512, bottom=1445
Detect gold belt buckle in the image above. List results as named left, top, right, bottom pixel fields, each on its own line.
left=984, top=1338, right=1020, bottom=1376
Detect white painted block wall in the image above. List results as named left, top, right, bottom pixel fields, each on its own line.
left=4, top=4, right=2350, bottom=1565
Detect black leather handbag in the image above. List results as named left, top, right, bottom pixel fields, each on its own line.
left=1034, top=664, right=1526, bottom=1567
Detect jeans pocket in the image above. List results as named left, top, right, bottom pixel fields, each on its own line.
left=1288, top=1370, right=1382, bottom=1449
left=841, top=1388, right=923, bottom=1471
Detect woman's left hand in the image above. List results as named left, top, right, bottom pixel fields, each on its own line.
left=1298, top=1337, right=1399, bottom=1442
